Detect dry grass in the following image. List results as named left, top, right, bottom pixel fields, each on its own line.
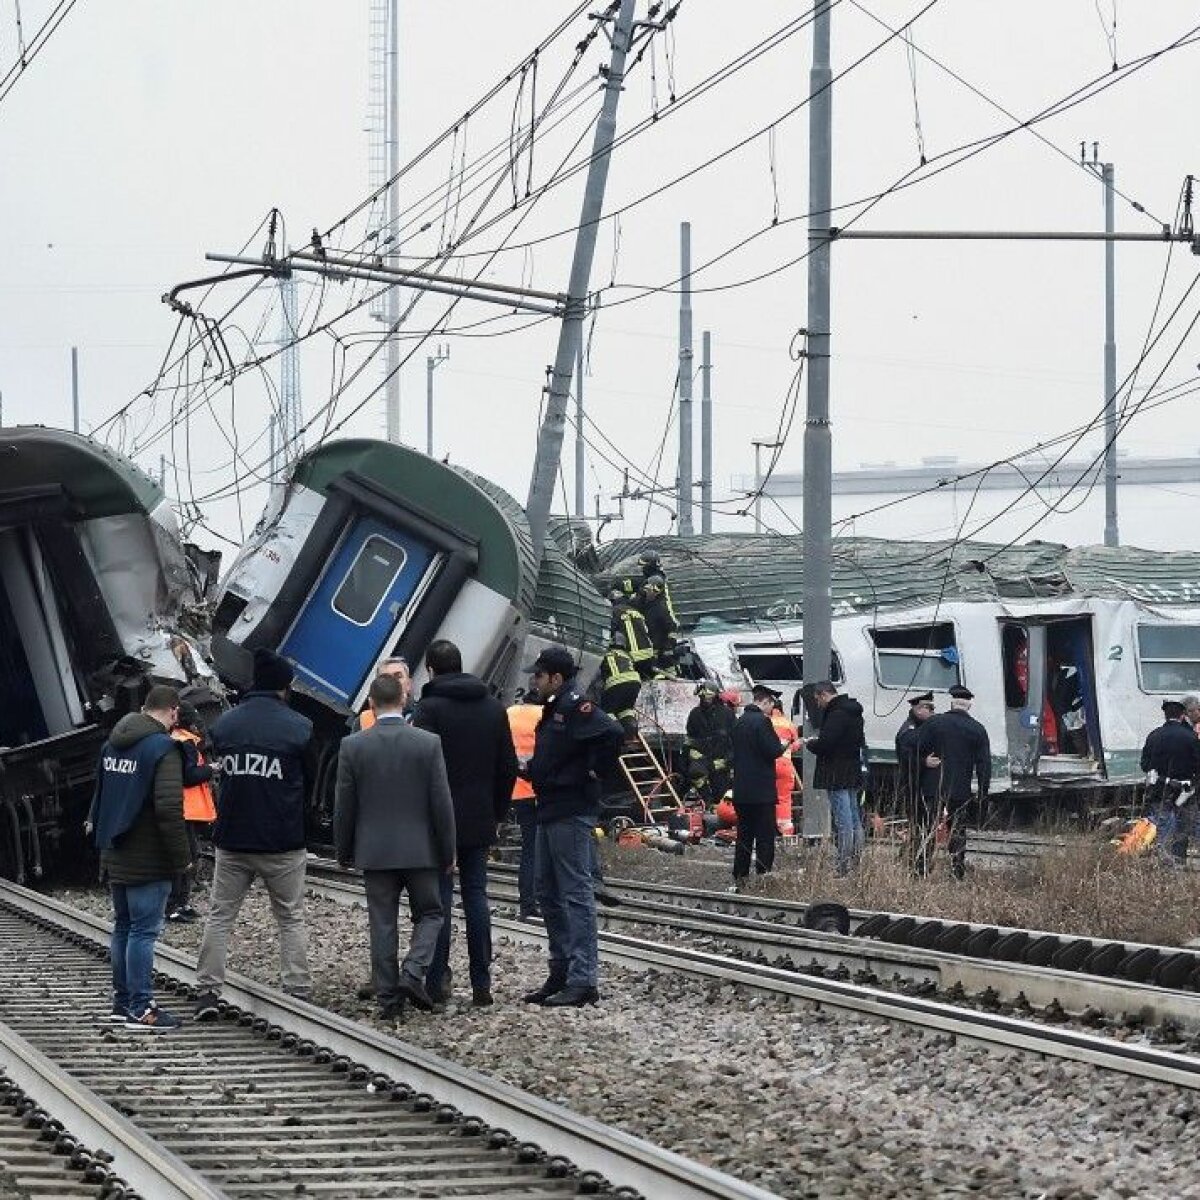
left=606, top=836, right=1200, bottom=948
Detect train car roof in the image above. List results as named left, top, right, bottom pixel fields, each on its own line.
left=588, top=533, right=1200, bottom=629
left=0, top=426, right=164, bottom=519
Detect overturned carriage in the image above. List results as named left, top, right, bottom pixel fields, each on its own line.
left=0, top=427, right=215, bottom=881
left=211, top=438, right=609, bottom=846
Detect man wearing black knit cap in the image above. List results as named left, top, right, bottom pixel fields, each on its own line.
left=194, top=648, right=314, bottom=1019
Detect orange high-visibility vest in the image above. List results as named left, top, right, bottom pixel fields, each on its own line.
left=171, top=728, right=217, bottom=822
left=507, top=702, right=541, bottom=801
left=359, top=708, right=377, bottom=731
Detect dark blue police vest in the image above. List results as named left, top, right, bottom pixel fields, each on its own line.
left=92, top=732, right=175, bottom=850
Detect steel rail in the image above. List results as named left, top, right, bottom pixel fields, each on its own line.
left=300, top=868, right=1200, bottom=1090
left=480, top=861, right=1200, bottom=991
left=479, top=877, right=1200, bottom=1032
left=2, top=880, right=779, bottom=1200
left=0, top=1018, right=227, bottom=1199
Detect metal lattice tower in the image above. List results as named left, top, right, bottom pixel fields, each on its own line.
left=270, top=274, right=304, bottom=479
left=366, top=0, right=402, bottom=441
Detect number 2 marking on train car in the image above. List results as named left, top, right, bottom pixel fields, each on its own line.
left=1108, top=645, right=1123, bottom=661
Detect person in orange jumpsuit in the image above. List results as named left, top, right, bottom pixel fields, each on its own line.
left=770, top=700, right=801, bottom=836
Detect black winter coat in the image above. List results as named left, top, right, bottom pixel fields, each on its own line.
left=918, top=708, right=991, bottom=805
left=806, top=695, right=866, bottom=791
left=731, top=706, right=785, bottom=805
left=210, top=692, right=313, bottom=853
left=412, top=672, right=518, bottom=848
left=686, top=701, right=735, bottom=762
left=529, top=686, right=623, bottom=823
left=895, top=717, right=936, bottom=802
left=1140, top=719, right=1200, bottom=781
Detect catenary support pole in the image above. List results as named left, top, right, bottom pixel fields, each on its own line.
left=525, top=0, right=637, bottom=562
left=575, top=336, right=586, bottom=517
left=701, top=330, right=712, bottom=534
left=678, top=221, right=694, bottom=535
left=70, top=346, right=80, bottom=433
left=1103, top=162, right=1119, bottom=547
left=425, top=344, right=449, bottom=457
left=802, top=0, right=833, bottom=840
left=384, top=0, right=402, bottom=443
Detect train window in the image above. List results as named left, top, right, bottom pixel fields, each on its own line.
left=870, top=622, right=961, bottom=690
left=1136, top=624, right=1200, bottom=692
left=331, top=536, right=407, bottom=626
left=733, top=644, right=842, bottom=683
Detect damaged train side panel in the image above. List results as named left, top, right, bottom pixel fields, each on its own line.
left=0, top=428, right=217, bottom=883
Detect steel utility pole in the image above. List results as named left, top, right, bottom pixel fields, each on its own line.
left=678, top=221, right=694, bottom=535
left=574, top=337, right=586, bottom=517
left=701, top=330, right=713, bottom=534
left=1083, top=145, right=1119, bottom=547
left=525, top=0, right=638, bottom=561
left=384, top=0, right=402, bottom=443
left=425, top=344, right=449, bottom=456
left=802, top=0, right=833, bottom=840
left=70, top=346, right=80, bottom=433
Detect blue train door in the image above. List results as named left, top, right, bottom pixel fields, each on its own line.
left=280, top=516, right=436, bottom=706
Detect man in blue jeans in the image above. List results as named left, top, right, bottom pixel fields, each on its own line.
left=801, top=681, right=866, bottom=876
left=413, top=640, right=517, bottom=1007
left=521, top=646, right=623, bottom=1009
left=88, top=686, right=191, bottom=1031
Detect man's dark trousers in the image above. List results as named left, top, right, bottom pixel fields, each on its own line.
left=425, top=845, right=492, bottom=996
left=733, top=803, right=776, bottom=879
left=363, top=869, right=443, bottom=1008
left=536, top=814, right=598, bottom=988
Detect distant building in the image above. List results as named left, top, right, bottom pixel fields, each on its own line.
left=741, top=455, right=1200, bottom=551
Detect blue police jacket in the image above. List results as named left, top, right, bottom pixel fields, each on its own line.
left=92, top=730, right=175, bottom=850
left=529, top=685, right=622, bottom=824
left=210, top=691, right=313, bottom=853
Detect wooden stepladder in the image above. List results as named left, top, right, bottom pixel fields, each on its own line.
left=618, top=734, right=683, bottom=825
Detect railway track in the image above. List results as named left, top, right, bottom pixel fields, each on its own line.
left=0, top=880, right=777, bottom=1200
left=301, top=862, right=1200, bottom=1090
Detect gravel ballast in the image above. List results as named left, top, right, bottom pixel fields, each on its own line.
left=56, top=882, right=1199, bottom=1199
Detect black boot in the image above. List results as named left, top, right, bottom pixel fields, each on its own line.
left=521, top=976, right=566, bottom=1005
left=543, top=985, right=600, bottom=1008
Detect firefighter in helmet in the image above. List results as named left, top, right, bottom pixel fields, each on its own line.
left=685, top=680, right=735, bottom=803
left=640, top=575, right=679, bottom=676
left=609, top=587, right=656, bottom=680
left=599, top=631, right=642, bottom=740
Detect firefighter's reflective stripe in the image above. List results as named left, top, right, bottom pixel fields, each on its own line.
left=600, top=651, right=641, bottom=689
left=619, top=610, right=655, bottom=664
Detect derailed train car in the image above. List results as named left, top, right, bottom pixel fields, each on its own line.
left=211, top=437, right=609, bottom=845
left=591, top=534, right=1200, bottom=798
left=0, top=427, right=217, bottom=881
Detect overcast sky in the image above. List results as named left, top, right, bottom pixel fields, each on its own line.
left=1, top=1, right=1197, bottom=553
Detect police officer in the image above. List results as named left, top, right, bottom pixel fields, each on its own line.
left=685, top=681, right=735, bottom=803
left=521, top=646, right=623, bottom=1008
left=88, top=684, right=190, bottom=1031
left=918, top=684, right=990, bottom=880
left=609, top=588, right=656, bottom=680
left=194, top=648, right=315, bottom=1018
left=895, top=692, right=937, bottom=875
left=1140, top=699, right=1200, bottom=865
left=599, top=632, right=642, bottom=740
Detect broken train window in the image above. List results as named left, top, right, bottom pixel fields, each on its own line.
left=869, top=622, right=961, bottom=690
left=1136, top=624, right=1200, bottom=693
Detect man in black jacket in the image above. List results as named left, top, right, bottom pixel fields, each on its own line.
left=412, top=639, right=517, bottom=1007
left=88, top=685, right=190, bottom=1031
left=522, top=645, right=622, bottom=1008
left=194, top=648, right=314, bottom=1018
left=895, top=692, right=937, bottom=875
left=918, top=683, right=991, bottom=879
left=1141, top=699, right=1200, bottom=865
left=730, top=685, right=786, bottom=883
left=802, top=681, right=866, bottom=876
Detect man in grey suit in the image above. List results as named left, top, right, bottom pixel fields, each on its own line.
left=334, top=673, right=455, bottom=1019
